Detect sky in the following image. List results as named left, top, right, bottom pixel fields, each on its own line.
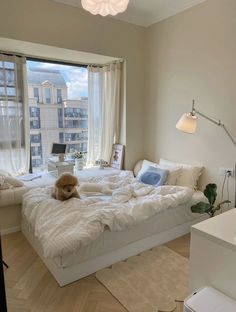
left=27, top=60, right=88, bottom=99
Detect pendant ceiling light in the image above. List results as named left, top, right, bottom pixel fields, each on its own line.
left=81, top=0, right=130, bottom=16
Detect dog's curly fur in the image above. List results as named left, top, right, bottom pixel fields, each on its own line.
left=52, top=172, right=80, bottom=201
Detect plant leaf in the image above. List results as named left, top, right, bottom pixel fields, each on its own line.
left=215, top=200, right=231, bottom=210
left=204, top=183, right=217, bottom=205
left=191, top=202, right=212, bottom=214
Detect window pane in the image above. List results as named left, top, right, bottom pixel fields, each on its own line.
left=0, top=87, right=4, bottom=95
left=0, top=69, right=4, bottom=85
left=0, top=86, right=16, bottom=97
left=6, top=69, right=15, bottom=86
left=30, top=134, right=41, bottom=143
left=33, top=87, right=39, bottom=103
left=7, top=87, right=16, bottom=96
left=4, top=62, right=14, bottom=69
left=57, top=88, right=62, bottom=103
left=45, top=87, right=51, bottom=103
left=34, top=88, right=39, bottom=97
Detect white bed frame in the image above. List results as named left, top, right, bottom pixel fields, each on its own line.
left=22, top=216, right=205, bottom=287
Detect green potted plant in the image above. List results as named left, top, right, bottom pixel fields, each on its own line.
left=191, top=183, right=231, bottom=217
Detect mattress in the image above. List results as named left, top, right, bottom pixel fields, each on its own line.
left=22, top=191, right=206, bottom=268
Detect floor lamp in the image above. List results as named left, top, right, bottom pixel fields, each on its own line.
left=176, top=100, right=236, bottom=207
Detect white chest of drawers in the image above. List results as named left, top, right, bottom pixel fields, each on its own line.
left=190, top=209, right=236, bottom=300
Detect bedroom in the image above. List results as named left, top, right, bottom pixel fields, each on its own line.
left=1, top=0, right=236, bottom=311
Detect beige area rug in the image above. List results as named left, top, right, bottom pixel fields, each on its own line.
left=96, top=246, right=189, bottom=312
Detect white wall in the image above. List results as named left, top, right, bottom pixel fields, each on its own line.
left=0, top=0, right=146, bottom=169
left=144, top=0, right=236, bottom=203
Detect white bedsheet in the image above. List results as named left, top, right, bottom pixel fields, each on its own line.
left=22, top=172, right=197, bottom=259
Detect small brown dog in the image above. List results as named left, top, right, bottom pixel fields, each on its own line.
left=52, top=172, right=80, bottom=201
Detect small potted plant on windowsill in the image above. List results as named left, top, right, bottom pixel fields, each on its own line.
left=191, top=183, right=231, bottom=217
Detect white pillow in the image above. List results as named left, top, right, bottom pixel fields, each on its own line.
left=133, top=160, right=143, bottom=177
left=159, top=158, right=203, bottom=189
left=137, top=159, right=182, bottom=186
left=157, top=164, right=182, bottom=186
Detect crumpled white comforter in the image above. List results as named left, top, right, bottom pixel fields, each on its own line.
left=22, top=171, right=194, bottom=258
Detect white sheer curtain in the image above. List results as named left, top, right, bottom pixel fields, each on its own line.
left=87, top=62, right=123, bottom=165
left=0, top=54, right=30, bottom=175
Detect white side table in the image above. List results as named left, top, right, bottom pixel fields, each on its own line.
left=190, top=209, right=236, bottom=300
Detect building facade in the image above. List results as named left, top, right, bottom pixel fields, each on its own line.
left=27, top=69, right=88, bottom=171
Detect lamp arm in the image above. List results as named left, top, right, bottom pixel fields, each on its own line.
left=222, top=124, right=236, bottom=148
left=195, top=109, right=221, bottom=126
left=194, top=109, right=236, bottom=148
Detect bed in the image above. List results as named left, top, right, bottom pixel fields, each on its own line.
left=21, top=169, right=207, bottom=286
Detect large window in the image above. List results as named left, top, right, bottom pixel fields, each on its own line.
left=27, top=60, right=88, bottom=172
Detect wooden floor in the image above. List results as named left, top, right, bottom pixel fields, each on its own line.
left=2, top=232, right=190, bottom=312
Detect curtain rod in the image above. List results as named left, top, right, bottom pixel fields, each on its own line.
left=0, top=50, right=124, bottom=68
left=27, top=56, right=87, bottom=69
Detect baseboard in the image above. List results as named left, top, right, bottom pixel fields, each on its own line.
left=0, top=226, right=21, bottom=235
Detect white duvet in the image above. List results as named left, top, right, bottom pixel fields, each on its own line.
left=22, top=171, right=195, bottom=258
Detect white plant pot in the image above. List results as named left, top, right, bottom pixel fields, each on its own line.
left=75, top=158, right=83, bottom=171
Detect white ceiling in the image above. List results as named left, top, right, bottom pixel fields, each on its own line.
left=53, top=0, right=206, bottom=27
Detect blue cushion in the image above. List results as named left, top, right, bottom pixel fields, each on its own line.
left=138, top=166, right=169, bottom=187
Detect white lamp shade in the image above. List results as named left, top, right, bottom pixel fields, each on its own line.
left=176, top=113, right=198, bottom=134
left=81, top=0, right=130, bottom=16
